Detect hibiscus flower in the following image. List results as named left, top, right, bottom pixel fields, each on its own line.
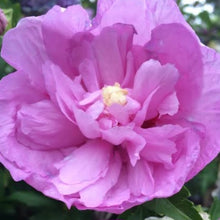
left=0, top=0, right=220, bottom=214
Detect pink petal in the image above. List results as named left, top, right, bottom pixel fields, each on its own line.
left=79, top=59, right=100, bottom=92
left=69, top=32, right=100, bottom=83
left=16, top=100, right=85, bottom=150
left=102, top=126, right=146, bottom=166
left=86, top=100, right=104, bottom=120
left=146, top=0, right=189, bottom=28
left=146, top=23, right=203, bottom=113
left=74, top=108, right=100, bottom=138
left=152, top=129, right=200, bottom=198
left=95, top=0, right=190, bottom=45
left=94, top=0, right=151, bottom=45
left=55, top=140, right=112, bottom=194
left=186, top=47, right=220, bottom=179
left=42, top=5, right=90, bottom=76
left=132, top=59, right=179, bottom=103
left=43, top=62, right=82, bottom=118
left=103, top=166, right=130, bottom=207
left=0, top=102, right=63, bottom=179
left=108, top=97, right=140, bottom=125
left=121, top=51, right=135, bottom=88
left=0, top=139, right=63, bottom=180
left=1, top=17, right=47, bottom=91
left=43, top=63, right=100, bottom=138
left=0, top=70, right=45, bottom=103
left=0, top=102, right=16, bottom=143
left=158, top=92, right=179, bottom=116
left=79, top=90, right=101, bottom=106
left=133, top=87, right=158, bottom=126
left=128, top=161, right=154, bottom=196
left=132, top=59, right=179, bottom=123
left=92, top=24, right=134, bottom=85
left=44, top=62, right=85, bottom=102
left=138, top=124, right=186, bottom=168
left=79, top=151, right=121, bottom=207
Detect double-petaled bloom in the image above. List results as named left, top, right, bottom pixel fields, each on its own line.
left=1, top=0, right=220, bottom=214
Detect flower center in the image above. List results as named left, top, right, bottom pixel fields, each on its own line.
left=102, top=82, right=128, bottom=107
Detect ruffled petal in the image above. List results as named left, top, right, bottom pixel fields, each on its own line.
left=0, top=70, right=45, bottom=103
left=146, top=23, right=203, bottom=113
left=43, top=62, right=84, bottom=118
left=92, top=24, right=134, bottom=85
left=137, top=124, right=186, bottom=168
left=186, top=46, right=220, bottom=179
left=103, top=166, right=130, bottom=207
left=79, top=59, right=100, bottom=92
left=95, top=0, right=190, bottom=45
left=152, top=129, right=200, bottom=197
left=0, top=103, right=64, bottom=179
left=16, top=100, right=85, bottom=150
left=132, top=59, right=179, bottom=123
left=79, top=151, right=121, bottom=207
left=146, top=0, right=189, bottom=28
left=108, top=97, right=140, bottom=125
left=74, top=108, right=101, bottom=138
left=132, top=59, right=179, bottom=103
left=94, top=0, right=151, bottom=45
left=43, top=63, right=101, bottom=138
left=1, top=17, right=47, bottom=90
left=158, top=92, right=179, bottom=117
left=128, top=160, right=154, bottom=196
left=42, top=5, right=90, bottom=76
left=102, top=126, right=146, bottom=166
left=54, top=140, right=112, bottom=194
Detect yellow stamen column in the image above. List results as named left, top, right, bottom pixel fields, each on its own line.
left=102, top=83, right=128, bottom=107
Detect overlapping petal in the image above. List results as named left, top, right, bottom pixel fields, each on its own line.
left=1, top=17, right=47, bottom=91
left=146, top=23, right=203, bottom=113
left=42, top=5, right=90, bottom=76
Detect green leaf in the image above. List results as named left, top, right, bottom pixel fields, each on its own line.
left=0, top=169, right=5, bottom=199
left=118, top=205, right=156, bottom=220
left=30, top=211, right=68, bottom=220
left=209, top=198, right=220, bottom=220
left=186, top=158, right=218, bottom=199
left=30, top=208, right=94, bottom=220
left=118, top=187, right=203, bottom=220
left=0, top=202, right=16, bottom=220
left=7, top=191, right=57, bottom=208
left=199, top=11, right=212, bottom=28
left=0, top=0, right=22, bottom=28
left=144, top=187, right=203, bottom=220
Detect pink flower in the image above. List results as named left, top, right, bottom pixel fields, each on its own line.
left=0, top=9, right=7, bottom=35
left=0, top=0, right=220, bottom=214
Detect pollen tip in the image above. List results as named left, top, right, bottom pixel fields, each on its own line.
left=102, top=82, right=128, bottom=107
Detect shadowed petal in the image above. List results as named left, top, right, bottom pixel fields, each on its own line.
left=102, top=126, right=146, bottom=166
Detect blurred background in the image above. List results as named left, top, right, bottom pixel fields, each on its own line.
left=0, top=0, right=220, bottom=219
